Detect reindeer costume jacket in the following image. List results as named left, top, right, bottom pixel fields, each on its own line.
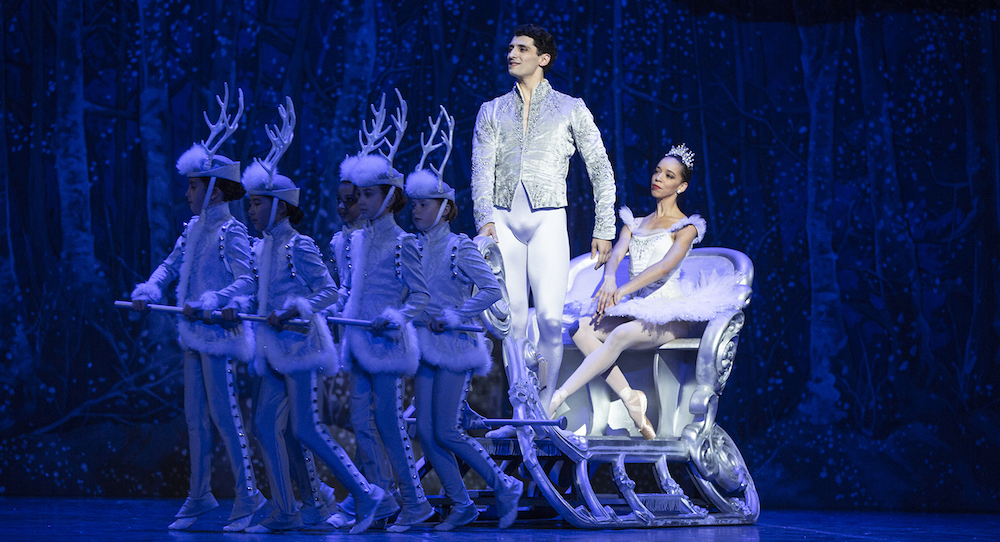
left=416, top=223, right=500, bottom=376
left=252, top=218, right=339, bottom=376
left=341, top=213, right=429, bottom=376
left=131, top=203, right=254, bottom=361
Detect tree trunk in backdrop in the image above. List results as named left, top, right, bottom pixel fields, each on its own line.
left=137, top=0, right=174, bottom=268
left=795, top=2, right=848, bottom=424
left=54, top=0, right=101, bottom=288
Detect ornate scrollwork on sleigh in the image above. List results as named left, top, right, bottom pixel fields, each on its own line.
left=475, top=241, right=759, bottom=528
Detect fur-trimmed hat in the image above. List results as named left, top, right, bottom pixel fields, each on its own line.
left=242, top=161, right=300, bottom=207
left=349, top=154, right=404, bottom=189
left=405, top=105, right=455, bottom=201
left=405, top=169, right=454, bottom=201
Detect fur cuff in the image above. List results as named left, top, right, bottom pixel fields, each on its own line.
left=199, top=291, right=221, bottom=311
left=227, top=295, right=253, bottom=312
left=382, top=307, right=408, bottom=327
left=442, top=308, right=464, bottom=329
left=131, top=282, right=162, bottom=302
left=285, top=296, right=314, bottom=322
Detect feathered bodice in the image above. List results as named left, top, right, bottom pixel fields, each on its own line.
left=620, top=207, right=706, bottom=300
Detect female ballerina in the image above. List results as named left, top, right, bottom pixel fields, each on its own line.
left=129, top=85, right=265, bottom=532
left=238, top=99, right=384, bottom=534
left=407, top=108, right=523, bottom=531
left=547, top=144, right=706, bottom=439
left=339, top=92, right=435, bottom=533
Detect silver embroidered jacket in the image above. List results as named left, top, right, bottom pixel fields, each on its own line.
left=471, top=79, right=617, bottom=240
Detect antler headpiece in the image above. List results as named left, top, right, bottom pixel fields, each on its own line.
left=345, top=89, right=408, bottom=189
left=176, top=83, right=244, bottom=183
left=405, top=105, right=456, bottom=202
left=242, top=97, right=300, bottom=208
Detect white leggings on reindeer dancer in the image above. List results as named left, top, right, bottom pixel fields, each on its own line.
left=494, top=182, right=569, bottom=402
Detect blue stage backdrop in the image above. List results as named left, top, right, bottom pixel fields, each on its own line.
left=0, top=0, right=997, bottom=511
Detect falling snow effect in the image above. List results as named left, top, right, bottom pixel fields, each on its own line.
left=0, top=1, right=997, bottom=512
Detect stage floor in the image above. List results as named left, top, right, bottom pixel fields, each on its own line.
left=1, top=498, right=997, bottom=541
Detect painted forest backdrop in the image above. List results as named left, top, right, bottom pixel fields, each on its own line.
left=1, top=0, right=998, bottom=512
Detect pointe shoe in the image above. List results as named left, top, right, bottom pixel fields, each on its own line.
left=623, top=390, right=656, bottom=440
left=548, top=388, right=569, bottom=419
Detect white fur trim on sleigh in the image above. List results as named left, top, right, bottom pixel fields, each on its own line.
left=343, top=307, right=420, bottom=375
left=131, top=281, right=162, bottom=303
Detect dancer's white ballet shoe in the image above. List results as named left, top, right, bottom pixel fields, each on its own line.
left=434, top=501, right=479, bottom=531
left=386, top=500, right=435, bottom=532
left=350, top=485, right=386, bottom=535
left=167, top=516, right=197, bottom=530
left=223, top=515, right=253, bottom=532
left=623, top=389, right=655, bottom=440
left=485, top=424, right=517, bottom=438
left=495, top=477, right=524, bottom=529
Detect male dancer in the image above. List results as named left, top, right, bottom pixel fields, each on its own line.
left=471, top=24, right=617, bottom=415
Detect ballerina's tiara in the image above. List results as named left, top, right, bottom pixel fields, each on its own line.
left=666, top=143, right=695, bottom=170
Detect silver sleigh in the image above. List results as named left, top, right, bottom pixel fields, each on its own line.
left=452, top=238, right=760, bottom=528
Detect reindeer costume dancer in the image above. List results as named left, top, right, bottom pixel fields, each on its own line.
left=324, top=149, right=401, bottom=530
left=407, top=107, right=524, bottom=531
left=129, top=85, right=265, bottom=532
left=239, top=99, right=385, bottom=534
left=339, top=91, right=435, bottom=533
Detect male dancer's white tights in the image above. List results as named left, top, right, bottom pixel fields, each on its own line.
left=494, top=183, right=569, bottom=406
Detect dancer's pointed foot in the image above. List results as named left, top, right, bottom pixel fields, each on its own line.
left=495, top=476, right=523, bottom=529
left=548, top=388, right=569, bottom=419
left=350, top=485, right=386, bottom=535
left=434, top=501, right=479, bottom=531
left=623, top=389, right=655, bottom=440
left=167, top=517, right=197, bottom=530
left=386, top=500, right=435, bottom=532
left=223, top=515, right=253, bottom=532
left=485, top=424, right=517, bottom=438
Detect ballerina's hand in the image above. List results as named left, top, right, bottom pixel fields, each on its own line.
left=594, top=280, right=618, bottom=315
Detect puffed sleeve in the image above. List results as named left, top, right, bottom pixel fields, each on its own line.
left=470, top=102, right=498, bottom=231
left=293, top=235, right=339, bottom=314
left=395, top=233, right=430, bottom=322
left=570, top=100, right=617, bottom=241
left=449, top=236, right=502, bottom=322
left=130, top=224, right=187, bottom=303
left=202, top=220, right=256, bottom=312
